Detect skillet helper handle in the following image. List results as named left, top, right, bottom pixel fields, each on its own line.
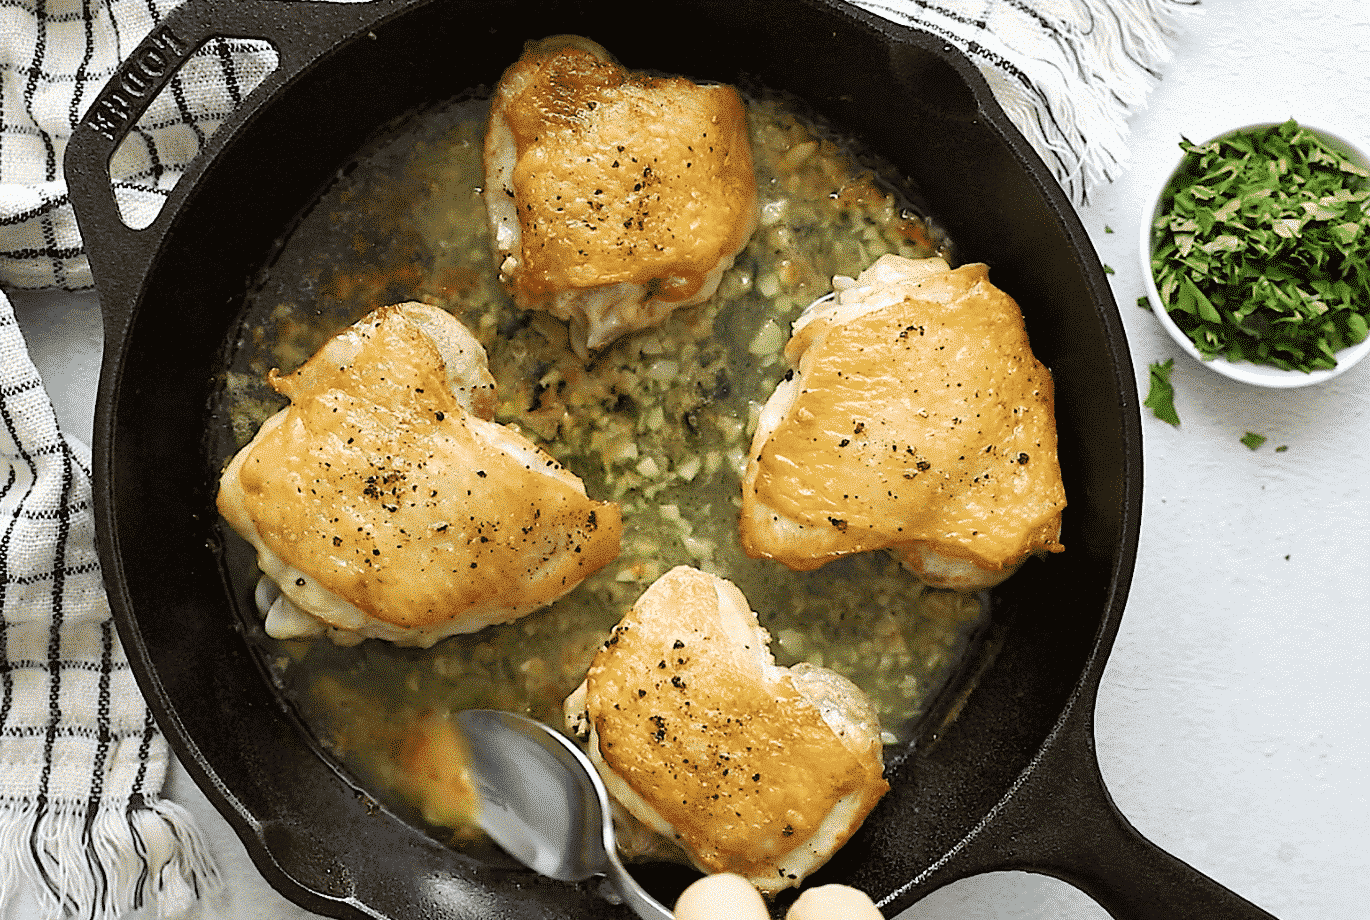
left=64, top=0, right=410, bottom=334
left=950, top=698, right=1281, bottom=920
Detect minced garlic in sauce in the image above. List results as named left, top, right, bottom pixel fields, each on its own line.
left=215, top=91, right=985, bottom=842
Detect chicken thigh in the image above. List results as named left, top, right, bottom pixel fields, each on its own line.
left=740, top=255, right=1065, bottom=590
left=484, top=35, right=758, bottom=356
left=217, top=301, right=622, bottom=647
left=564, top=565, right=888, bottom=893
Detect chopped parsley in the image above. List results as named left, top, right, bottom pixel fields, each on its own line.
left=1240, top=432, right=1267, bottom=450
left=1149, top=120, right=1370, bottom=372
left=1144, top=359, right=1181, bottom=426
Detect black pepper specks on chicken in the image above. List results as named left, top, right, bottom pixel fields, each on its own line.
left=483, top=35, right=758, bottom=355
left=739, top=256, right=1066, bottom=591
left=216, top=302, right=624, bottom=647
left=565, top=566, right=887, bottom=893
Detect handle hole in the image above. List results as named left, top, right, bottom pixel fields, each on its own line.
left=109, top=36, right=279, bottom=230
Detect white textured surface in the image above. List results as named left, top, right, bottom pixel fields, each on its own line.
left=10, top=1, right=1368, bottom=917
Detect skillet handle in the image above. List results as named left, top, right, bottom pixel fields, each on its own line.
left=64, top=0, right=412, bottom=337
left=938, top=692, right=1281, bottom=920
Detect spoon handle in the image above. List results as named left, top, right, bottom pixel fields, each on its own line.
left=604, top=846, right=674, bottom=920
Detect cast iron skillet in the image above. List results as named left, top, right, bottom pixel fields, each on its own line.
left=66, top=1, right=1278, bottom=918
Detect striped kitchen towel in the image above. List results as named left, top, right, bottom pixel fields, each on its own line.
left=0, top=291, right=218, bottom=917
left=851, top=0, right=1200, bottom=202
left=0, top=4, right=242, bottom=918
left=0, top=1, right=1195, bottom=919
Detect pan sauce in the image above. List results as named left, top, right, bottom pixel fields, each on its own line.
left=217, top=89, right=985, bottom=841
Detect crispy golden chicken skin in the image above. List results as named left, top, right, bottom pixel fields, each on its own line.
left=484, top=35, right=758, bottom=355
left=216, top=302, right=622, bottom=647
left=740, top=255, right=1065, bottom=590
left=565, top=566, right=888, bottom=893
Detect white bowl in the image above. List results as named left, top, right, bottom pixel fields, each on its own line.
left=1139, top=120, right=1370, bottom=388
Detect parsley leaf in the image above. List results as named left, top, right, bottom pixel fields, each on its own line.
left=1144, top=359, right=1181, bottom=426
left=1241, top=432, right=1267, bottom=450
left=1148, top=120, right=1370, bottom=373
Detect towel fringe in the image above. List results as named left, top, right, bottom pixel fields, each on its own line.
left=0, top=797, right=221, bottom=920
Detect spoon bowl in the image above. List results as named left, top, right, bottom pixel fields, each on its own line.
left=454, top=709, right=675, bottom=920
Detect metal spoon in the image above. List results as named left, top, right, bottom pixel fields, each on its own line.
left=454, top=709, right=674, bottom=920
